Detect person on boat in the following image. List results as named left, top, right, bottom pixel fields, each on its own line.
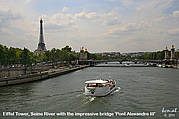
left=108, top=83, right=113, bottom=87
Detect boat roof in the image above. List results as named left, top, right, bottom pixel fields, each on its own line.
left=85, top=80, right=108, bottom=84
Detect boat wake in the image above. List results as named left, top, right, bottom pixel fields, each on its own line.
left=75, top=94, right=82, bottom=97
left=82, top=87, right=121, bottom=105
left=114, top=87, right=121, bottom=93
left=83, top=96, right=96, bottom=104
left=110, top=87, right=121, bottom=95
left=89, top=97, right=96, bottom=102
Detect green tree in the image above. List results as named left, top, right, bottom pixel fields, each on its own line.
left=20, top=48, right=31, bottom=74
left=0, top=45, right=9, bottom=66
left=62, top=46, right=72, bottom=52
left=8, top=47, right=17, bottom=65
left=14, top=48, right=23, bottom=64
left=20, top=48, right=31, bottom=66
left=0, top=44, right=6, bottom=65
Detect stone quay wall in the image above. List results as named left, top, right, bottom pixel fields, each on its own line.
left=0, top=65, right=89, bottom=87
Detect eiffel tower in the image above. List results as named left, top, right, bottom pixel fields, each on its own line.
left=37, top=18, right=46, bottom=51
left=35, top=18, right=46, bottom=55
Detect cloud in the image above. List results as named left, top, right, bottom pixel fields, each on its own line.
left=49, top=13, right=74, bottom=25
left=107, top=0, right=134, bottom=6
left=73, top=11, right=97, bottom=20
left=0, top=10, right=22, bottom=32
left=62, top=6, right=69, bottom=12
left=104, top=22, right=142, bottom=37
left=106, top=26, right=127, bottom=36
left=25, top=0, right=32, bottom=4
left=173, top=10, right=179, bottom=17
left=0, top=0, right=179, bottom=52
left=168, top=28, right=179, bottom=35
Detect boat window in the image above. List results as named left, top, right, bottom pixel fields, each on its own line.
left=86, top=83, right=109, bottom=87
left=86, top=83, right=97, bottom=87
left=86, top=83, right=105, bottom=87
left=98, top=83, right=103, bottom=87
left=96, top=83, right=99, bottom=87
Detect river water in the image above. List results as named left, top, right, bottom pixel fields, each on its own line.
left=0, top=66, right=179, bottom=119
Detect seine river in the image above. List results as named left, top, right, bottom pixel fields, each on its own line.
left=0, top=66, right=179, bottom=119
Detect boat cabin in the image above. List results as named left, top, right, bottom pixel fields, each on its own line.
left=85, top=80, right=114, bottom=88
left=84, top=79, right=117, bottom=96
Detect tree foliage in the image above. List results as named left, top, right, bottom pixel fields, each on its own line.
left=132, top=51, right=165, bottom=60
left=44, top=46, right=78, bottom=64
left=0, top=44, right=79, bottom=67
left=0, top=44, right=24, bottom=66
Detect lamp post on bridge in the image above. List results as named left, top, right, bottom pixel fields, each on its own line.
left=170, top=45, right=176, bottom=66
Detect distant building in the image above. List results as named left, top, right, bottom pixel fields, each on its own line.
left=34, top=18, right=47, bottom=55
left=79, top=46, right=88, bottom=60
left=96, top=52, right=121, bottom=57
left=121, top=52, right=151, bottom=57
left=102, top=53, right=107, bottom=57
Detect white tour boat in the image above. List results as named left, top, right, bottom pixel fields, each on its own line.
left=85, top=79, right=117, bottom=96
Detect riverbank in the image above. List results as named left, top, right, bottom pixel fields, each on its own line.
left=94, top=65, right=150, bottom=67
left=0, top=65, right=89, bottom=87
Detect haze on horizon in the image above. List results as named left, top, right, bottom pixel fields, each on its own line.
left=0, top=0, right=179, bottom=53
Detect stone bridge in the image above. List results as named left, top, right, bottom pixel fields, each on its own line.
left=78, top=59, right=179, bottom=66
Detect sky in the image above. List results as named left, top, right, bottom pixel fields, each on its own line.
left=0, top=0, right=179, bottom=53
